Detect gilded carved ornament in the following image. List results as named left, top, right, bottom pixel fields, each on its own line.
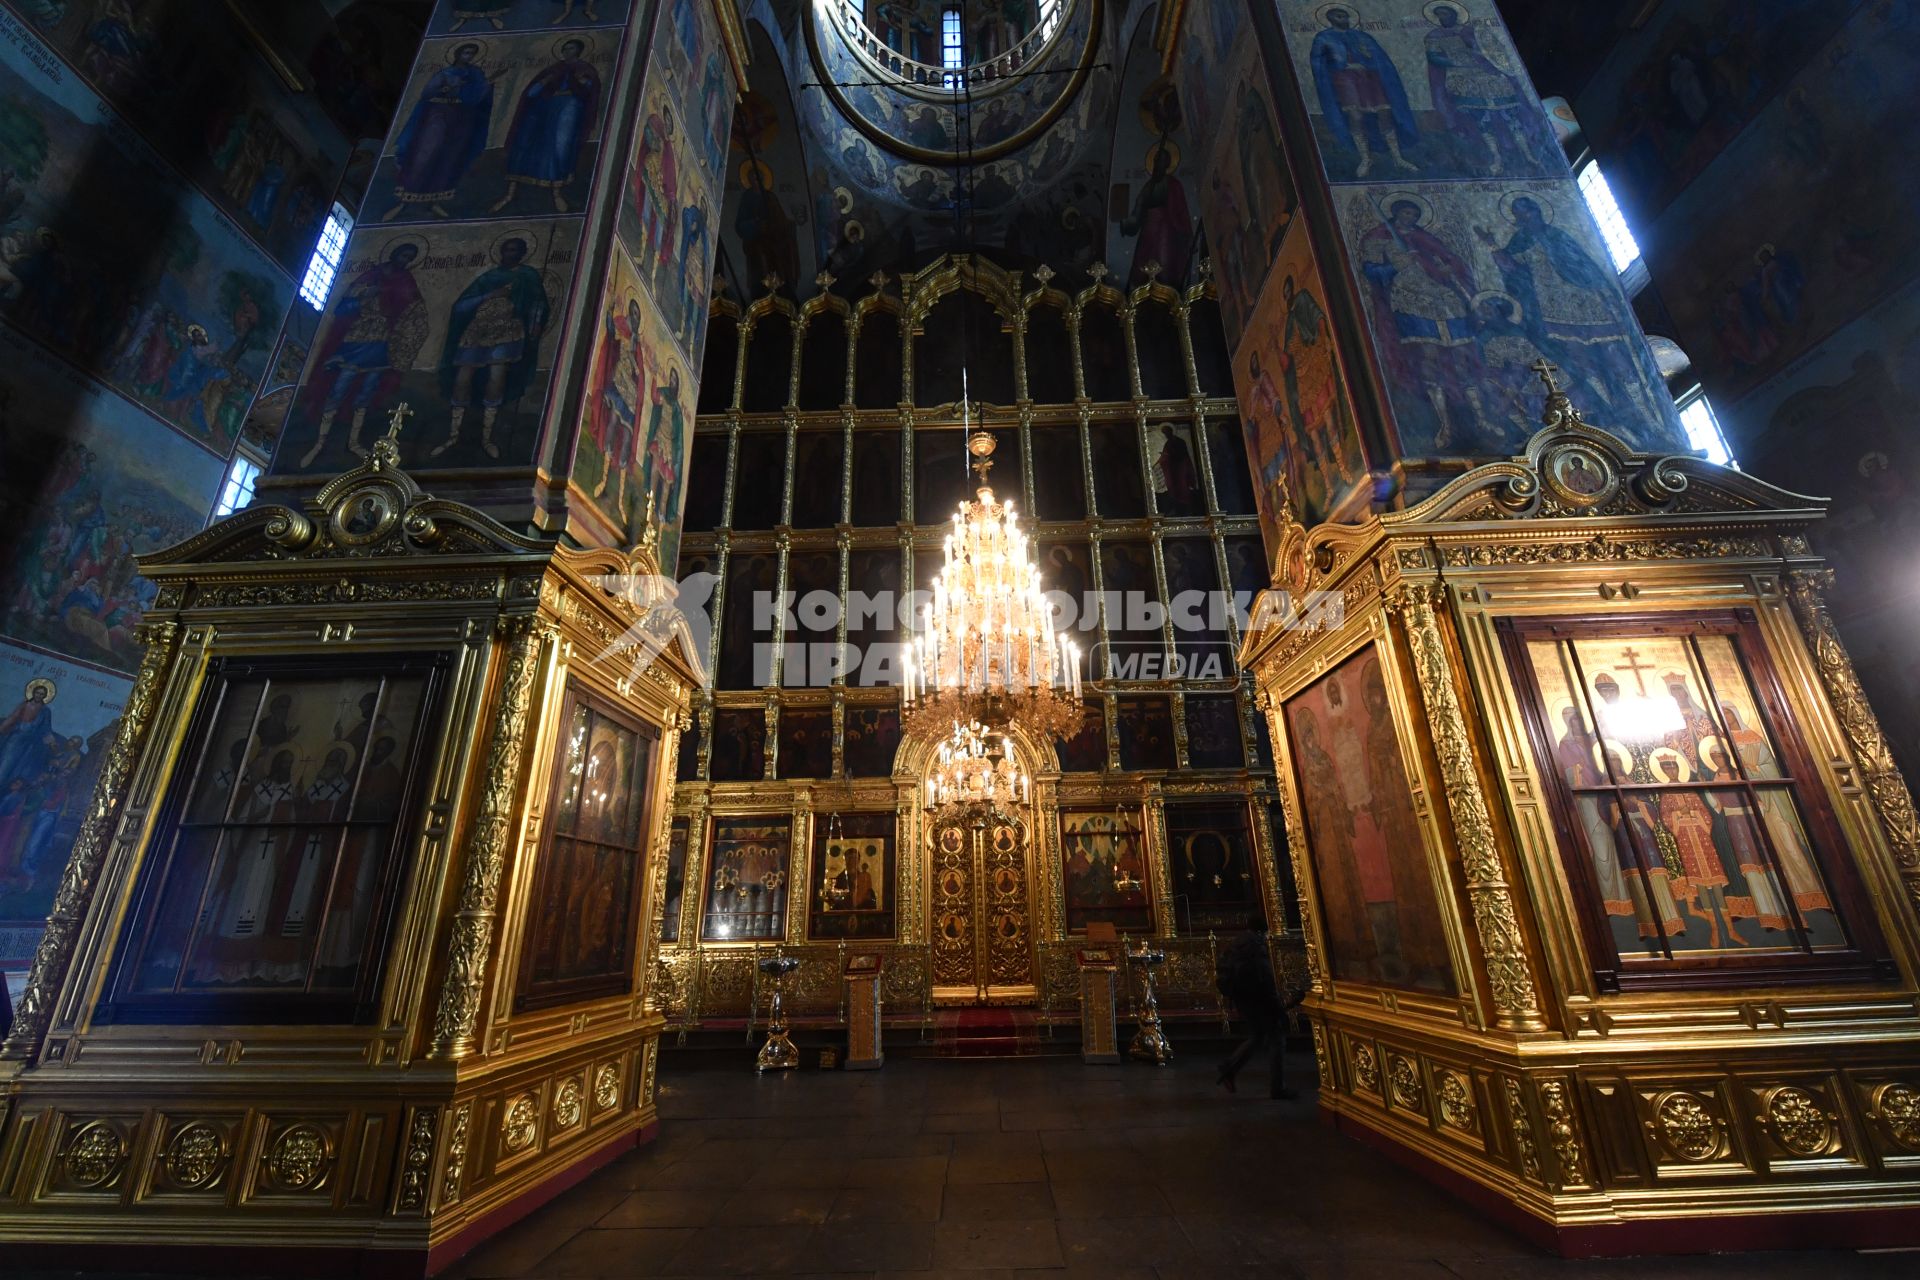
left=1764, top=1086, right=1837, bottom=1158
left=1390, top=580, right=1543, bottom=1031
left=1648, top=1092, right=1726, bottom=1163
left=1786, top=570, right=1920, bottom=913
left=429, top=616, right=554, bottom=1059
left=396, top=1108, right=438, bottom=1213
left=63, top=1121, right=128, bottom=1189
left=1538, top=1079, right=1590, bottom=1188
left=265, top=1124, right=332, bottom=1191
left=1505, top=1078, right=1543, bottom=1185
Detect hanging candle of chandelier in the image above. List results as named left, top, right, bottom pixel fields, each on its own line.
left=901, top=418, right=1084, bottom=743
left=924, top=719, right=1031, bottom=824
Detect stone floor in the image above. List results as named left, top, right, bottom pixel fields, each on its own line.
left=439, top=1050, right=1913, bottom=1279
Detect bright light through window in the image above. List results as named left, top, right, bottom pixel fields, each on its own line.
left=941, top=6, right=964, bottom=69
left=212, top=455, right=263, bottom=519
left=299, top=203, right=353, bottom=310
left=1678, top=396, right=1734, bottom=467
left=1576, top=161, right=1641, bottom=274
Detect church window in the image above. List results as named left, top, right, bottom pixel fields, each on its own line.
left=1676, top=392, right=1735, bottom=467
left=1575, top=160, right=1642, bottom=277
left=941, top=7, right=964, bottom=71
left=212, top=455, right=262, bottom=519
left=298, top=203, right=354, bottom=311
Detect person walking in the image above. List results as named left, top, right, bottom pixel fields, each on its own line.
left=1215, top=913, right=1302, bottom=1099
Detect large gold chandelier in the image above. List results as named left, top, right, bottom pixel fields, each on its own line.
left=924, top=720, right=1030, bottom=823
left=902, top=422, right=1083, bottom=744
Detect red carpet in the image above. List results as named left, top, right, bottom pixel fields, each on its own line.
left=932, top=1007, right=1043, bottom=1058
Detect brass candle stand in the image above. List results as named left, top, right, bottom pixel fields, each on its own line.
left=755, top=952, right=802, bottom=1073
left=1127, top=943, right=1173, bottom=1066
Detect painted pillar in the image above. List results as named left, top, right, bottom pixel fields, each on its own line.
left=264, top=0, right=741, bottom=568
left=1177, top=0, right=1687, bottom=560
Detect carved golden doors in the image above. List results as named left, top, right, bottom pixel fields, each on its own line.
left=929, top=816, right=1037, bottom=1004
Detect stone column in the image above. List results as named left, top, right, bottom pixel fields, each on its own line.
left=264, top=0, right=743, bottom=567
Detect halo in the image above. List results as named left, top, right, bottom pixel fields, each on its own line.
left=833, top=185, right=854, bottom=214
left=1315, top=2, right=1357, bottom=24
left=620, top=286, right=641, bottom=313
left=1145, top=138, right=1181, bottom=175
left=1697, top=733, right=1731, bottom=773
left=1649, top=746, right=1693, bottom=782
left=844, top=218, right=866, bottom=243
left=1422, top=0, right=1466, bottom=23
left=379, top=232, right=428, bottom=263
left=321, top=737, right=361, bottom=774
left=1499, top=189, right=1553, bottom=224
left=24, top=677, right=55, bottom=704
left=1593, top=738, right=1633, bottom=780
left=1137, top=74, right=1183, bottom=134
left=552, top=32, right=592, bottom=60
left=446, top=41, right=483, bottom=63
left=490, top=228, right=538, bottom=263
left=738, top=157, right=774, bottom=190
left=1378, top=190, right=1432, bottom=224
left=1470, top=288, right=1523, bottom=322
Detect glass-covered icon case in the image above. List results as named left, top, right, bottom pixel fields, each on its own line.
left=101, top=653, right=449, bottom=1024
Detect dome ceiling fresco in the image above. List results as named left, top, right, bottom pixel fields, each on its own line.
left=714, top=0, right=1156, bottom=299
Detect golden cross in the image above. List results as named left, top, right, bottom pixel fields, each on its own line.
left=385, top=402, right=414, bottom=440
left=1616, top=646, right=1655, bottom=696
left=1530, top=359, right=1563, bottom=395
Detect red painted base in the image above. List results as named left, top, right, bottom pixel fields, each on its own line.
left=1327, top=1106, right=1920, bottom=1257
left=0, top=1121, right=658, bottom=1280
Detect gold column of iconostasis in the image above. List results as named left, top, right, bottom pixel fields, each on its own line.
left=1241, top=390, right=1920, bottom=1254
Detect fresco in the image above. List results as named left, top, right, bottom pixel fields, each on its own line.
left=1341, top=180, right=1682, bottom=457
left=1234, top=219, right=1366, bottom=538
left=278, top=218, right=581, bottom=474
left=1637, top=3, right=1920, bottom=400
left=1284, top=645, right=1455, bottom=994
left=591, top=0, right=734, bottom=559
left=576, top=241, right=693, bottom=551
left=362, top=31, right=621, bottom=224
left=793, top=0, right=1114, bottom=263
left=720, top=26, right=816, bottom=301
left=806, top=0, right=1096, bottom=166
left=1108, top=15, right=1194, bottom=288
left=0, top=326, right=223, bottom=673
left=0, top=639, right=130, bottom=966
left=12, top=1, right=348, bottom=274
left=1730, top=276, right=1920, bottom=780
left=1573, top=0, right=1867, bottom=222
left=1194, top=40, right=1297, bottom=341
left=1175, top=0, right=1249, bottom=145
left=1279, top=0, right=1560, bottom=186
left=0, top=16, right=291, bottom=448
left=430, top=0, right=636, bottom=35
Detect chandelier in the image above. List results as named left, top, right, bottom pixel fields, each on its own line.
left=903, top=422, right=1083, bottom=743
left=924, top=719, right=1031, bottom=823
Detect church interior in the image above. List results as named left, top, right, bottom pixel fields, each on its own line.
left=1, top=0, right=1919, bottom=1275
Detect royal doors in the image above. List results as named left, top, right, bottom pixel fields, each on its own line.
left=929, top=816, right=1037, bottom=1004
